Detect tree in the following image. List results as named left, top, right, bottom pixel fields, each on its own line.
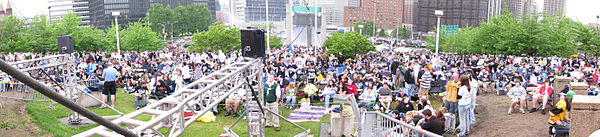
left=149, top=3, right=213, bottom=34
left=120, top=21, right=164, bottom=51
left=324, top=32, right=375, bottom=58
left=377, top=28, right=387, bottom=37
left=0, top=15, right=26, bottom=53
left=352, top=21, right=374, bottom=37
left=391, top=26, right=412, bottom=39
left=148, top=3, right=175, bottom=33
left=269, top=35, right=283, bottom=49
left=188, top=23, right=241, bottom=52
left=103, top=24, right=123, bottom=51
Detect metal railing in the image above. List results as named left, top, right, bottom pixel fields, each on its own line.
left=0, top=82, right=55, bottom=109
left=360, top=111, right=443, bottom=137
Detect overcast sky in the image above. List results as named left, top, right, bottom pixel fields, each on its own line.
left=1, top=0, right=599, bottom=24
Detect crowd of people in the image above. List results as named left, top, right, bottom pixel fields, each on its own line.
left=2, top=44, right=600, bottom=136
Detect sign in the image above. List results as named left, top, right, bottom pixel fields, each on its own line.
left=441, top=25, right=459, bottom=36
left=292, top=6, right=321, bottom=13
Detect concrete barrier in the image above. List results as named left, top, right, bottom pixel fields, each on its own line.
left=570, top=95, right=600, bottom=137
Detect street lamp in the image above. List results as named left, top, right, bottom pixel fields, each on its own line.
left=358, top=24, right=364, bottom=35
left=434, top=10, right=443, bottom=54
left=48, top=6, right=51, bottom=23
left=112, top=11, right=121, bottom=55
left=146, top=12, right=150, bottom=26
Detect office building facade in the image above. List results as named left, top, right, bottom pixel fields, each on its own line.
left=543, top=0, right=566, bottom=17
left=242, top=0, right=287, bottom=22
left=49, top=0, right=90, bottom=25
left=322, top=0, right=348, bottom=27
left=88, top=0, right=216, bottom=29
left=488, top=0, right=534, bottom=19
left=413, top=0, right=488, bottom=33
left=343, top=0, right=403, bottom=29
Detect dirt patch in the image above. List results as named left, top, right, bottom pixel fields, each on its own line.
left=0, top=98, right=49, bottom=137
left=468, top=93, right=548, bottom=137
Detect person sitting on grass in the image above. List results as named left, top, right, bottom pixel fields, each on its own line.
left=303, top=80, right=318, bottom=103
left=284, top=82, right=297, bottom=110
left=358, top=86, right=377, bottom=111
left=531, top=79, right=553, bottom=115
left=224, top=87, right=246, bottom=117
left=417, top=109, right=445, bottom=135
left=507, top=78, right=527, bottom=114
left=395, top=96, right=414, bottom=114
left=378, top=82, right=393, bottom=113
left=299, top=92, right=311, bottom=112
left=132, top=81, right=150, bottom=110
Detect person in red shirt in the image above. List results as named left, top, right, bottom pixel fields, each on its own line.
left=344, top=78, right=358, bottom=98
left=530, top=79, right=553, bottom=115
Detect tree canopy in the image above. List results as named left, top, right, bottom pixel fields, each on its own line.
left=148, top=3, right=213, bottom=35
left=188, top=23, right=241, bottom=52
left=324, top=32, right=375, bottom=58
left=0, top=12, right=164, bottom=53
left=426, top=11, right=600, bottom=57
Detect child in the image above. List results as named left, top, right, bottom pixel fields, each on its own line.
left=299, top=93, right=311, bottom=112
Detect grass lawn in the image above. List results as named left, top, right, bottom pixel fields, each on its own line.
left=26, top=90, right=329, bottom=137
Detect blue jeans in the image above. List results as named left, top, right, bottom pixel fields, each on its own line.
left=134, top=94, right=147, bottom=108
left=405, top=83, right=416, bottom=97
left=284, top=96, right=296, bottom=109
left=470, top=108, right=476, bottom=124
left=323, top=92, right=336, bottom=108
left=358, top=102, right=372, bottom=111
left=0, top=83, right=5, bottom=91
left=444, top=101, right=458, bottom=115
left=458, top=105, right=472, bottom=137
left=496, top=82, right=506, bottom=89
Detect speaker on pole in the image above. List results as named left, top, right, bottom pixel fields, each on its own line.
left=241, top=29, right=265, bottom=58
left=57, top=35, right=74, bottom=54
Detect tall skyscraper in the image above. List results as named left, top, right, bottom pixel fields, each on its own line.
left=48, top=0, right=90, bottom=25
left=488, top=0, right=534, bottom=19
left=402, top=0, right=416, bottom=30
left=322, top=0, right=348, bottom=27
left=544, top=0, right=566, bottom=17
left=87, top=0, right=217, bottom=29
left=413, top=0, right=488, bottom=33
left=242, top=0, right=287, bottom=22
left=343, top=0, right=403, bottom=29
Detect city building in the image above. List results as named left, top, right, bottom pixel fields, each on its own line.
left=242, top=0, right=287, bottom=22
left=343, top=0, right=403, bottom=30
left=49, top=0, right=90, bottom=25
left=402, top=0, right=416, bottom=30
left=193, top=0, right=217, bottom=19
left=413, top=0, right=488, bottom=35
left=544, top=0, right=566, bottom=17
left=87, top=0, right=217, bottom=29
left=322, top=0, right=347, bottom=27
left=490, top=0, right=535, bottom=18
left=0, top=1, right=13, bottom=18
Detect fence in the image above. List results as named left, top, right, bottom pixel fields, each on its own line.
left=360, top=111, right=443, bottom=137
left=0, top=82, right=55, bottom=109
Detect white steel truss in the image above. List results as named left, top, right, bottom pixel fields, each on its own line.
left=74, top=58, right=264, bottom=137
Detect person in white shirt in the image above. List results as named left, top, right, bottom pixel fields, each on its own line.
left=457, top=75, right=472, bottom=137
left=224, top=88, right=246, bottom=117
left=507, top=79, right=527, bottom=114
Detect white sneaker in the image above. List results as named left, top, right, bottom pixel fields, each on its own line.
left=508, top=108, right=512, bottom=115
left=519, top=108, right=525, bottom=114
left=100, top=104, right=107, bottom=109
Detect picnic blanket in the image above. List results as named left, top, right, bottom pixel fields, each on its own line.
left=287, top=106, right=328, bottom=123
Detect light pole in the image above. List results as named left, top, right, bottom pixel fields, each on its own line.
left=48, top=6, right=51, bottom=23
left=112, top=11, right=121, bottom=55
left=265, top=0, right=271, bottom=54
left=434, top=10, right=443, bottom=54
left=146, top=12, right=150, bottom=26
left=358, top=24, right=364, bottom=35
left=170, top=21, right=178, bottom=44
left=596, top=15, right=599, bottom=31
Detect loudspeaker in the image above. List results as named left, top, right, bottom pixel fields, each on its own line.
left=57, top=35, right=73, bottom=54
left=241, top=29, right=265, bottom=58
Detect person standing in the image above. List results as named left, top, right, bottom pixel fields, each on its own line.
left=444, top=73, right=460, bottom=115
left=264, top=74, right=281, bottom=131
left=457, top=75, right=472, bottom=137
left=101, top=63, right=118, bottom=108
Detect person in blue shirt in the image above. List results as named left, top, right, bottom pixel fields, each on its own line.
left=101, top=63, right=119, bottom=108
